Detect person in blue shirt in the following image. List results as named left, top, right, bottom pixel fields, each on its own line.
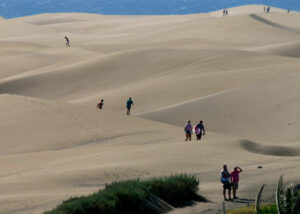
left=126, top=97, right=134, bottom=115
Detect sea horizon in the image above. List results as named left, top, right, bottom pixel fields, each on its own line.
left=0, top=0, right=299, bottom=19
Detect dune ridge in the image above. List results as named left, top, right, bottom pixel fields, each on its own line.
left=0, top=5, right=300, bottom=214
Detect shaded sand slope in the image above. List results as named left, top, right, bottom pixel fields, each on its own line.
left=248, top=41, right=300, bottom=58
left=0, top=5, right=300, bottom=214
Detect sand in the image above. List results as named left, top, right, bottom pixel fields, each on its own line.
left=0, top=5, right=300, bottom=214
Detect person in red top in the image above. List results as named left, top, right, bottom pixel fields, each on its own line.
left=231, top=166, right=243, bottom=199
left=97, top=99, right=104, bottom=110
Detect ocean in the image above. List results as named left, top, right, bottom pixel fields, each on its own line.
left=0, top=0, right=299, bottom=19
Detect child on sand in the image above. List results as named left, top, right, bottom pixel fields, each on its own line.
left=184, top=121, right=192, bottom=141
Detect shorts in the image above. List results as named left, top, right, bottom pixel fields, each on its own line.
left=127, top=106, right=131, bottom=110
left=232, top=182, right=239, bottom=190
left=223, top=181, right=231, bottom=190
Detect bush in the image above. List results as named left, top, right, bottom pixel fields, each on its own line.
left=45, top=174, right=205, bottom=214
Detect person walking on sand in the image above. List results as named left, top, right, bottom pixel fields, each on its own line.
left=184, top=120, right=192, bottom=141
left=126, top=97, right=133, bottom=115
left=231, top=166, right=243, bottom=200
left=97, top=99, right=104, bottom=110
left=64, top=36, right=70, bottom=47
left=221, top=165, right=232, bottom=201
left=195, top=120, right=205, bottom=141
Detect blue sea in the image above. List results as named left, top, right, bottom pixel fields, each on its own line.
left=0, top=0, right=299, bottom=19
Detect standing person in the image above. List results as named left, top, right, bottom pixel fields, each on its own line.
left=221, top=165, right=232, bottom=201
left=184, top=121, right=192, bottom=141
left=223, top=9, right=225, bottom=17
left=231, top=166, right=243, bottom=200
left=64, top=36, right=70, bottom=47
left=126, top=97, right=133, bottom=115
left=264, top=6, right=266, bottom=13
left=97, top=99, right=104, bottom=110
left=195, top=120, right=206, bottom=141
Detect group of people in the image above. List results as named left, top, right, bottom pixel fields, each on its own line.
left=223, top=9, right=229, bottom=16
left=97, top=97, right=134, bottom=115
left=221, top=165, right=243, bottom=201
left=264, top=6, right=271, bottom=13
left=184, top=120, right=205, bottom=141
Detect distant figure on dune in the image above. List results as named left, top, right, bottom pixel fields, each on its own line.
left=64, top=36, right=70, bottom=47
left=223, top=9, right=228, bottom=17
left=264, top=6, right=266, bottom=13
left=126, top=97, right=134, bottom=115
left=267, top=7, right=271, bottom=13
left=195, top=120, right=205, bottom=141
left=184, top=120, right=192, bottom=141
left=221, top=165, right=232, bottom=201
left=288, top=9, right=290, bottom=13
left=231, top=166, right=243, bottom=200
left=97, top=99, right=104, bottom=110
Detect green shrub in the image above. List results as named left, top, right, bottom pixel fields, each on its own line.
left=261, top=204, right=277, bottom=213
left=45, top=174, right=204, bottom=214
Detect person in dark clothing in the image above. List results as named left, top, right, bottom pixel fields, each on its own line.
left=196, top=120, right=206, bottom=140
left=64, top=36, right=70, bottom=47
left=221, top=165, right=232, bottom=201
left=126, top=97, right=133, bottom=115
left=97, top=99, right=104, bottom=110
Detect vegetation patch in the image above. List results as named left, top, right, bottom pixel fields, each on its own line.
left=227, top=204, right=277, bottom=214
left=45, top=174, right=206, bottom=214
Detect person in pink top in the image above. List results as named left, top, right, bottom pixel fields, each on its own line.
left=231, top=166, right=243, bottom=199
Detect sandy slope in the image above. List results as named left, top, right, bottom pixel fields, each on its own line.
left=0, top=5, right=300, bottom=214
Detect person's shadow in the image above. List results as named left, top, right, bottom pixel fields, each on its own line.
left=233, top=198, right=255, bottom=204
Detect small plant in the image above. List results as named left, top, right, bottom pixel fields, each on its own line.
left=256, top=184, right=265, bottom=214
left=275, top=175, right=299, bottom=214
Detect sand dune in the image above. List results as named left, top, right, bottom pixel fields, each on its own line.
left=210, top=5, right=287, bottom=17
left=0, top=5, right=300, bottom=214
